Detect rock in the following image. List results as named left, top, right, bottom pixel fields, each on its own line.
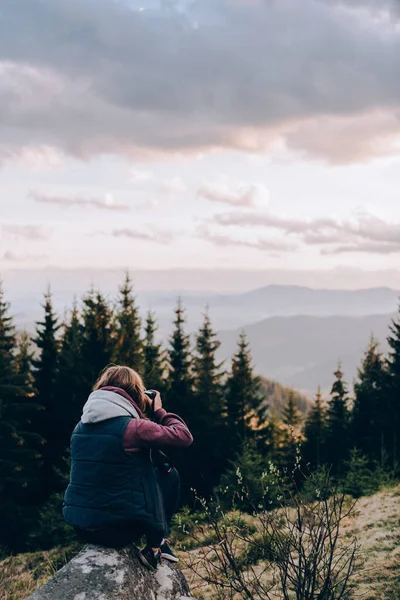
left=26, top=544, right=194, bottom=600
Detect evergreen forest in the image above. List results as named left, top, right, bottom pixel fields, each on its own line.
left=0, top=273, right=399, bottom=555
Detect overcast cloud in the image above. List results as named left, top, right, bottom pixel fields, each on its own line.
left=198, top=180, right=270, bottom=208
left=29, top=190, right=130, bottom=211
left=210, top=210, right=400, bottom=254
left=197, top=223, right=297, bottom=253
left=3, top=250, right=48, bottom=262
left=111, top=228, right=173, bottom=245
left=0, top=0, right=399, bottom=163
left=1, top=224, right=53, bottom=241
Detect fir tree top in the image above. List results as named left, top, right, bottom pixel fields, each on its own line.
left=282, top=389, right=302, bottom=428
left=330, top=362, right=348, bottom=401
left=145, top=311, right=157, bottom=341
left=0, top=281, right=16, bottom=362
left=15, top=331, right=35, bottom=393
left=166, top=299, right=194, bottom=416
left=305, top=386, right=326, bottom=429
left=326, top=363, right=350, bottom=471
left=143, top=311, right=165, bottom=390
left=195, top=310, right=221, bottom=363
left=315, top=386, right=325, bottom=410
left=226, top=331, right=265, bottom=440
left=387, top=303, right=400, bottom=374
left=0, top=282, right=19, bottom=402
left=193, top=311, right=223, bottom=392
left=58, top=302, right=83, bottom=383
left=355, top=337, right=384, bottom=389
left=168, top=298, right=192, bottom=381
left=61, top=303, right=81, bottom=350
left=114, top=273, right=142, bottom=367
left=32, top=291, right=60, bottom=364
left=32, top=290, right=60, bottom=400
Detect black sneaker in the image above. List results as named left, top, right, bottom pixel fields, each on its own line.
left=139, top=547, right=161, bottom=571
left=160, top=539, right=179, bottom=563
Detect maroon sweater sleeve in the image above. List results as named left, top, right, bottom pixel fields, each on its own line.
left=123, top=409, right=193, bottom=452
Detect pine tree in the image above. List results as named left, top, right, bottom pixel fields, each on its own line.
left=352, top=338, right=386, bottom=463
left=342, top=448, right=378, bottom=499
left=262, top=412, right=284, bottom=465
left=166, top=299, right=193, bottom=420
left=0, top=282, right=17, bottom=425
left=191, top=311, right=226, bottom=495
left=13, top=332, right=44, bottom=493
left=282, top=389, right=302, bottom=429
left=225, top=332, right=265, bottom=446
left=303, top=386, right=327, bottom=468
left=193, top=312, right=224, bottom=418
left=32, top=291, right=61, bottom=501
left=164, top=300, right=195, bottom=503
left=0, top=284, right=25, bottom=549
left=142, top=311, right=165, bottom=392
left=325, top=364, right=350, bottom=474
left=280, top=389, right=302, bottom=474
left=81, top=289, right=114, bottom=392
left=0, top=326, right=44, bottom=550
left=16, top=331, right=34, bottom=385
left=0, top=281, right=17, bottom=399
left=56, top=303, right=85, bottom=451
left=113, top=273, right=142, bottom=370
left=5, top=332, right=46, bottom=550
left=386, top=305, right=400, bottom=467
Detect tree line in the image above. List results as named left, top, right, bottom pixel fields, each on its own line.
left=0, top=274, right=399, bottom=554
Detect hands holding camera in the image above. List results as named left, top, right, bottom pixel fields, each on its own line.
left=144, top=389, right=162, bottom=413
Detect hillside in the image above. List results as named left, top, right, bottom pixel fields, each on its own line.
left=219, top=313, right=394, bottom=393
left=3, top=485, right=399, bottom=600
left=259, top=378, right=311, bottom=415
left=180, top=484, right=400, bottom=600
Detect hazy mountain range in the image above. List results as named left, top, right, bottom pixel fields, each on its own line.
left=219, top=313, right=394, bottom=394
left=6, top=279, right=399, bottom=331
left=2, top=273, right=397, bottom=397
left=3, top=267, right=400, bottom=294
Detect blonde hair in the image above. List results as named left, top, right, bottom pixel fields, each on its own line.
left=93, top=365, right=146, bottom=413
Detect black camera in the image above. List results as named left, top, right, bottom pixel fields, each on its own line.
left=144, top=389, right=157, bottom=418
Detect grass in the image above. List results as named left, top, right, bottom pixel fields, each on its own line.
left=0, top=543, right=81, bottom=600
left=178, top=483, right=400, bottom=600
left=1, top=483, right=399, bottom=600
left=345, top=483, right=400, bottom=600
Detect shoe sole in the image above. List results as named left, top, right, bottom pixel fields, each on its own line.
left=161, top=553, right=179, bottom=563
left=138, top=553, right=157, bottom=572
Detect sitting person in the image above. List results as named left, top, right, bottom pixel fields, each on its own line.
left=63, top=364, right=193, bottom=571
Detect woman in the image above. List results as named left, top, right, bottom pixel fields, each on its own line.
left=63, top=365, right=193, bottom=571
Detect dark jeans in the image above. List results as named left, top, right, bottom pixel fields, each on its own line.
left=75, top=467, right=180, bottom=549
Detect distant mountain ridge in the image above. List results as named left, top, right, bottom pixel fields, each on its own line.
left=9, top=283, right=400, bottom=334
left=211, top=285, right=399, bottom=316
left=219, top=312, right=395, bottom=394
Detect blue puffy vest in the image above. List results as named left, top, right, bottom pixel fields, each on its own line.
left=63, top=416, right=166, bottom=534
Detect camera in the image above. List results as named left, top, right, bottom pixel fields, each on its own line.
left=144, top=389, right=157, bottom=401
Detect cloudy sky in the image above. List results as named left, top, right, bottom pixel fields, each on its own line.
left=1, top=0, right=400, bottom=285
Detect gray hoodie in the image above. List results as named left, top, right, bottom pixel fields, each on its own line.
left=81, top=390, right=140, bottom=424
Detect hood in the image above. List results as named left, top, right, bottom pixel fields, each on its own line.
left=81, top=390, right=140, bottom=424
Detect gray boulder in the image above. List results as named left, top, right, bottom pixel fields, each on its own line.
left=26, top=544, right=194, bottom=600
